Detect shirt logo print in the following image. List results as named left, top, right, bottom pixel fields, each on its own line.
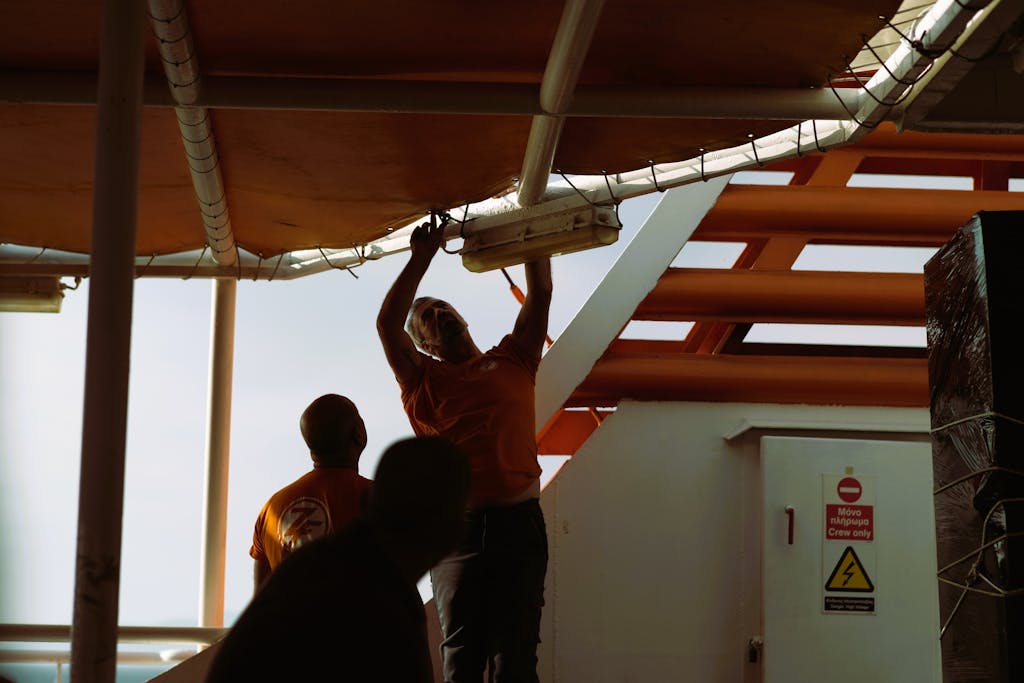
left=277, top=497, right=331, bottom=553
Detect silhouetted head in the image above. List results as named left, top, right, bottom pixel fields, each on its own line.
left=299, top=394, right=367, bottom=468
left=406, top=296, right=471, bottom=360
left=367, top=436, right=471, bottom=572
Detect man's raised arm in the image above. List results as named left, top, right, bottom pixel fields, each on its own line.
left=511, top=257, right=553, bottom=359
left=376, top=221, right=445, bottom=386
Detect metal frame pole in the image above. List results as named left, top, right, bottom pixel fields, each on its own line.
left=517, top=0, right=605, bottom=206
left=198, top=277, right=237, bottom=627
left=69, top=0, right=146, bottom=680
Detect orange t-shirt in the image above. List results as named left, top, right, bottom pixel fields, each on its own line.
left=250, top=467, right=372, bottom=570
left=400, top=334, right=542, bottom=506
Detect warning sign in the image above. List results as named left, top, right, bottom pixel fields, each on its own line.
left=826, top=504, right=873, bottom=541
left=822, top=472, right=876, bottom=615
left=825, top=546, right=874, bottom=592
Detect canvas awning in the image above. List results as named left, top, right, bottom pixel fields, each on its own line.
left=0, top=0, right=900, bottom=263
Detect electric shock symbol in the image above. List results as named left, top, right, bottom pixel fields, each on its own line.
left=841, top=561, right=857, bottom=586
left=825, top=546, right=874, bottom=593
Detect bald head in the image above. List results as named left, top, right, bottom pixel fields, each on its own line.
left=405, top=296, right=438, bottom=348
left=299, top=394, right=367, bottom=468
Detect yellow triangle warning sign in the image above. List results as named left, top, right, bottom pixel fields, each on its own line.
left=825, top=546, right=874, bottom=593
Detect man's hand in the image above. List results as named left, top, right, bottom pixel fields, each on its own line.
left=409, top=219, right=445, bottom=262
left=378, top=217, right=446, bottom=388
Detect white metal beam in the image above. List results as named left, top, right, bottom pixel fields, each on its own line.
left=533, top=176, right=731, bottom=426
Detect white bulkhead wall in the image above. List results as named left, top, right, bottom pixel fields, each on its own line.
left=536, top=400, right=933, bottom=683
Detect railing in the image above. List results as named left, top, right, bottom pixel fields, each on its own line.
left=0, top=623, right=227, bottom=682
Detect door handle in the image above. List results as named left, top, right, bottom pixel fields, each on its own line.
left=785, top=506, right=795, bottom=545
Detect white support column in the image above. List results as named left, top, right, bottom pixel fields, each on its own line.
left=535, top=176, right=731, bottom=426
left=70, top=0, right=145, bottom=681
left=198, top=278, right=237, bottom=627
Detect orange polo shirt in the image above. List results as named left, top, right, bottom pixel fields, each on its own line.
left=250, top=467, right=372, bottom=570
left=400, top=334, right=542, bottom=506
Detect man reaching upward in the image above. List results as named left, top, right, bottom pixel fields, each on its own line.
left=377, top=218, right=552, bottom=682
left=250, top=393, right=371, bottom=593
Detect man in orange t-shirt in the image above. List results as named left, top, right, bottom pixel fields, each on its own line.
left=209, top=436, right=472, bottom=683
left=377, top=218, right=552, bottom=682
left=250, top=393, right=372, bottom=594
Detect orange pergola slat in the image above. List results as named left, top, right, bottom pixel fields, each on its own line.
left=571, top=353, right=928, bottom=407
left=636, top=268, right=925, bottom=325
left=695, top=185, right=1024, bottom=245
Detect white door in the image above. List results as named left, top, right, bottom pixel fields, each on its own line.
left=761, top=436, right=941, bottom=683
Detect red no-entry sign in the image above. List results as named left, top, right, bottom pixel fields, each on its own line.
left=837, top=477, right=862, bottom=503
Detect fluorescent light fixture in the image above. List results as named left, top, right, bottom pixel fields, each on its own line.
left=0, top=276, right=65, bottom=313
left=461, top=205, right=620, bottom=273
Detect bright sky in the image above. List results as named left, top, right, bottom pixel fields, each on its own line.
left=0, top=192, right=662, bottom=628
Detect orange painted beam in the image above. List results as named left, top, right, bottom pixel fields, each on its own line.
left=612, top=339, right=688, bottom=354
left=855, top=125, right=1024, bottom=161
left=768, top=131, right=1024, bottom=168
left=636, top=268, right=924, bottom=325
left=978, top=161, right=1010, bottom=191
left=769, top=156, right=991, bottom=178
left=571, top=353, right=928, bottom=407
left=536, top=408, right=614, bottom=455
left=855, top=157, right=983, bottom=178
left=683, top=241, right=764, bottom=354
left=803, top=150, right=863, bottom=186
left=696, top=185, right=1024, bottom=245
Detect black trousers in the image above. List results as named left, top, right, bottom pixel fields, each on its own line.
left=430, top=498, right=548, bottom=683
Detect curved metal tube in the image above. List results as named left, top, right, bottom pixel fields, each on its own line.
left=149, top=0, right=236, bottom=266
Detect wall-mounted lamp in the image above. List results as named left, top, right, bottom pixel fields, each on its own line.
left=0, top=276, right=67, bottom=313
left=461, top=205, right=620, bottom=273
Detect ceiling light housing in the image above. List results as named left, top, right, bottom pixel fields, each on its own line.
left=461, top=204, right=620, bottom=273
left=0, top=276, right=65, bottom=313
